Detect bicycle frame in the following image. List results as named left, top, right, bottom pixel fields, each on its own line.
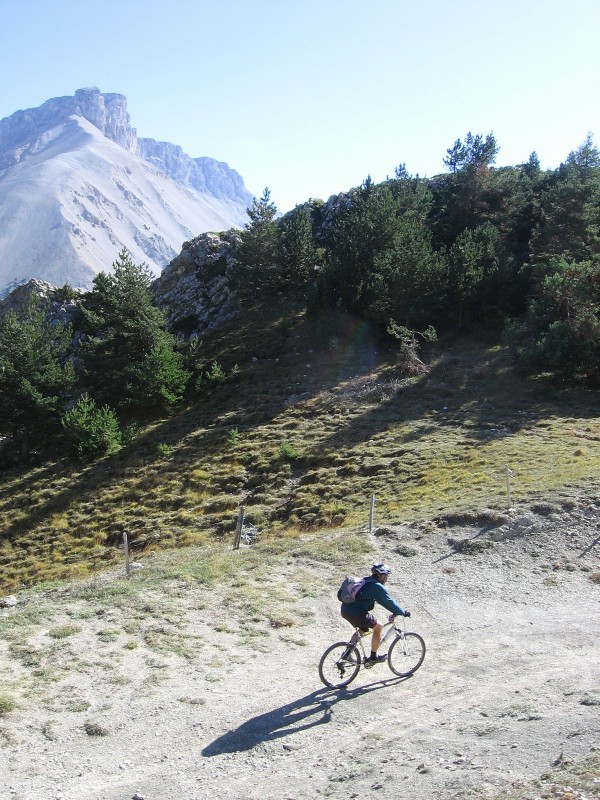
left=349, top=618, right=405, bottom=662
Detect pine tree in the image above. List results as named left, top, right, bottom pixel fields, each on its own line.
left=278, top=203, right=317, bottom=294
left=78, top=249, right=189, bottom=410
left=0, top=296, right=75, bottom=459
left=233, top=188, right=279, bottom=294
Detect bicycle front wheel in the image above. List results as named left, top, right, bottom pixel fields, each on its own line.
left=387, top=632, right=426, bottom=677
left=318, top=642, right=361, bottom=688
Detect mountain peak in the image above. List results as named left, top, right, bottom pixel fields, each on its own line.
left=0, top=88, right=137, bottom=169
left=0, top=89, right=253, bottom=292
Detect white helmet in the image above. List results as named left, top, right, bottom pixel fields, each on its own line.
left=372, top=563, right=391, bottom=576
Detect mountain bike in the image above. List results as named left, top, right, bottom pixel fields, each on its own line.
left=318, top=616, right=426, bottom=689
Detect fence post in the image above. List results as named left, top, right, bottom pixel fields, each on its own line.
left=505, top=464, right=513, bottom=510
left=123, top=530, right=130, bottom=577
left=369, top=494, right=376, bottom=534
left=233, top=505, right=245, bottom=550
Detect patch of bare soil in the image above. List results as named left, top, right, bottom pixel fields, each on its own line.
left=1, top=504, right=599, bottom=800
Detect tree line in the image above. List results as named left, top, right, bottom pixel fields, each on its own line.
left=1, top=131, right=599, bottom=464
left=236, top=132, right=600, bottom=382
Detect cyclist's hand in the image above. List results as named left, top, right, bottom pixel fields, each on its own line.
left=388, top=613, right=396, bottom=623
left=403, top=610, right=411, bottom=618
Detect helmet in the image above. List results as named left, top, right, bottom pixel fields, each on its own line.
left=371, top=563, right=391, bottom=576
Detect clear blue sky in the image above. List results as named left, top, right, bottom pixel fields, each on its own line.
left=1, top=0, right=599, bottom=212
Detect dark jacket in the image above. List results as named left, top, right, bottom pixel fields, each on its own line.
left=340, top=576, right=406, bottom=617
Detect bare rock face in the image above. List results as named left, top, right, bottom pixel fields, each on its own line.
left=152, top=230, right=241, bottom=335
left=136, top=141, right=252, bottom=206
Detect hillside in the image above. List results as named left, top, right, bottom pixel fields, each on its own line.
left=2, top=300, right=600, bottom=594
left=1, top=297, right=599, bottom=798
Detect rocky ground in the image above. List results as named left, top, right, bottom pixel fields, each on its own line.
left=1, top=502, right=599, bottom=800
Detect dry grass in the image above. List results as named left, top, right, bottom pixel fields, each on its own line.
left=2, top=303, right=600, bottom=592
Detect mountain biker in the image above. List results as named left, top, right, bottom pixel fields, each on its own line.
left=340, top=563, right=410, bottom=666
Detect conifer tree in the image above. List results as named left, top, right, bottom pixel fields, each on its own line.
left=234, top=188, right=279, bottom=294
left=78, top=249, right=189, bottom=410
left=0, top=296, right=75, bottom=459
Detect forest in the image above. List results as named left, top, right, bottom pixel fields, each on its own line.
left=1, top=131, right=599, bottom=465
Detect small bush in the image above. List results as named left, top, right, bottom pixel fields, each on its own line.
left=48, top=624, right=81, bottom=639
left=62, top=393, right=122, bottom=460
left=279, top=440, right=299, bottom=461
left=84, top=720, right=109, bottom=736
left=156, top=442, right=172, bottom=458
left=228, top=427, right=241, bottom=447
left=205, top=361, right=227, bottom=384
left=57, top=283, right=78, bottom=302
left=0, top=693, right=17, bottom=715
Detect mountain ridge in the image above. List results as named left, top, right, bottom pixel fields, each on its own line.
left=0, top=88, right=253, bottom=292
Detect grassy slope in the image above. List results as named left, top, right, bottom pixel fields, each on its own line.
left=1, top=299, right=600, bottom=593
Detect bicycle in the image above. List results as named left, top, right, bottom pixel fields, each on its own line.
left=318, top=616, right=426, bottom=688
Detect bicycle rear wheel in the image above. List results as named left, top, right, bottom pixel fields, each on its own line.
left=318, top=642, right=361, bottom=688
left=387, top=632, right=426, bottom=677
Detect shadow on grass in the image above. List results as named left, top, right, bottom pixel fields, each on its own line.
left=201, top=675, right=410, bottom=756
left=0, top=309, right=384, bottom=549
left=3, top=306, right=600, bottom=589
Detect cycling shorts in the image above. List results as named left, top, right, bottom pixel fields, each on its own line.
left=341, top=608, right=377, bottom=633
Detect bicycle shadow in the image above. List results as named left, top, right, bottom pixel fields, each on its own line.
left=201, top=675, right=410, bottom=756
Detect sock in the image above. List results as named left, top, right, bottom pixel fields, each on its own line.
left=370, top=651, right=377, bottom=659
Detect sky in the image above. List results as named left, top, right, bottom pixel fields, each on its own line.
left=1, top=0, right=599, bottom=213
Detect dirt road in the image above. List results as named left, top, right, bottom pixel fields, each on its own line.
left=2, top=507, right=599, bottom=799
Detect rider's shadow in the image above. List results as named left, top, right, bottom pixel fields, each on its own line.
left=201, top=676, right=407, bottom=756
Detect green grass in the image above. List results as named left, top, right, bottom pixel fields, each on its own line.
left=1, top=302, right=600, bottom=592
left=48, top=624, right=81, bottom=639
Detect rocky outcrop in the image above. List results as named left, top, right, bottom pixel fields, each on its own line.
left=0, top=279, right=80, bottom=326
left=152, top=230, right=241, bottom=335
left=0, top=230, right=243, bottom=338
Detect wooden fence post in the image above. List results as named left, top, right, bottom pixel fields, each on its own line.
left=123, top=530, right=130, bottom=576
left=369, top=494, right=376, bottom=534
left=505, top=464, right=513, bottom=510
left=233, top=505, right=245, bottom=550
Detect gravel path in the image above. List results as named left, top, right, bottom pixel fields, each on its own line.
left=1, top=506, right=599, bottom=800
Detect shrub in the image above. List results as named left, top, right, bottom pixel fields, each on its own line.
left=61, top=394, right=122, bottom=460
left=156, top=443, right=172, bottom=458
left=83, top=720, right=109, bottom=736
left=279, top=440, right=299, bottom=461
left=48, top=624, right=81, bottom=639
left=0, top=693, right=17, bottom=715
left=206, top=361, right=227, bottom=384
left=228, top=427, right=241, bottom=447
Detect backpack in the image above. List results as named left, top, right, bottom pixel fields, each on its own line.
left=337, top=575, right=367, bottom=604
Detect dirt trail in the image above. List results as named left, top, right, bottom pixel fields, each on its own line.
left=1, top=512, right=599, bottom=800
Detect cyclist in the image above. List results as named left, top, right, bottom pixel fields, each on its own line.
left=340, top=563, right=410, bottom=666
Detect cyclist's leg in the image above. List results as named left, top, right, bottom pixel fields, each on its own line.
left=370, top=621, right=384, bottom=654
